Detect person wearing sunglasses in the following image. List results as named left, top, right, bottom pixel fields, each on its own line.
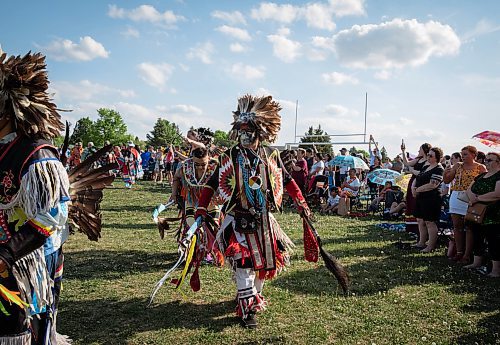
left=412, top=147, right=445, bottom=252
left=464, top=152, right=500, bottom=277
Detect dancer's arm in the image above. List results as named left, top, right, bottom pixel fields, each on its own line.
left=0, top=149, right=69, bottom=269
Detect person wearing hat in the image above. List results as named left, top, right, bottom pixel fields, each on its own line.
left=193, top=94, right=318, bottom=329
left=337, top=147, right=349, bottom=185
left=0, top=50, right=71, bottom=344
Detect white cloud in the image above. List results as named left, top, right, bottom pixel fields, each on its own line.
left=115, top=102, right=158, bottom=121
left=311, top=36, right=335, bottom=51
left=41, top=36, right=109, bottom=61
left=324, top=104, right=357, bottom=117
left=329, top=0, right=366, bottom=17
left=229, top=63, right=265, bottom=80
left=121, top=27, right=140, bottom=38
left=251, top=1, right=365, bottom=31
left=230, top=43, right=246, bottom=53
left=187, top=42, right=215, bottom=64
left=278, top=99, right=298, bottom=112
left=307, top=48, right=329, bottom=61
left=108, top=4, right=185, bottom=28
left=323, top=18, right=461, bottom=69
left=156, top=104, right=227, bottom=133
left=254, top=88, right=273, bottom=97
left=322, top=71, right=359, bottom=85
left=216, top=25, right=252, bottom=41
left=52, top=80, right=136, bottom=101
left=267, top=29, right=302, bottom=63
left=304, top=3, right=336, bottom=31
left=137, top=62, right=174, bottom=88
left=211, top=10, right=247, bottom=26
left=251, top=3, right=300, bottom=24
left=169, top=104, right=203, bottom=116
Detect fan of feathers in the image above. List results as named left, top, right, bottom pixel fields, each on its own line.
left=67, top=144, right=118, bottom=241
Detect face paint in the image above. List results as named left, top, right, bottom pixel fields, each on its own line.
left=239, top=129, right=257, bottom=146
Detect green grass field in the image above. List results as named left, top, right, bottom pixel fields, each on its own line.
left=59, top=181, right=500, bottom=345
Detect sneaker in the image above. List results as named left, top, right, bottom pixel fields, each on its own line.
left=240, top=312, right=257, bottom=329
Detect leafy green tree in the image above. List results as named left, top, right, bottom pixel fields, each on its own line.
left=52, top=135, right=65, bottom=148
left=93, top=108, right=133, bottom=147
left=69, top=117, right=96, bottom=145
left=299, top=125, right=332, bottom=153
left=133, top=136, right=147, bottom=149
left=213, top=130, right=234, bottom=147
left=348, top=146, right=369, bottom=159
left=146, top=118, right=182, bottom=148
left=356, top=149, right=369, bottom=159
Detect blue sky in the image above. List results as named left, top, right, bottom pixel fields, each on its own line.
left=1, top=0, right=499, bottom=156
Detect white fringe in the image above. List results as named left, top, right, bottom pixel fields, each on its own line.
left=56, top=333, right=73, bottom=344
left=0, top=160, right=69, bottom=219
left=269, top=213, right=295, bottom=253
left=0, top=331, right=31, bottom=345
left=12, top=247, right=53, bottom=323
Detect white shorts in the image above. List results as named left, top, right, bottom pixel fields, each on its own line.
left=449, top=190, right=468, bottom=216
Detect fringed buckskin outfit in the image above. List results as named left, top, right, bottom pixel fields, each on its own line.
left=0, top=134, right=69, bottom=344
left=0, top=50, right=70, bottom=344
left=195, top=95, right=313, bottom=323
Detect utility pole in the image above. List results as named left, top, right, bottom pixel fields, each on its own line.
left=294, top=99, right=298, bottom=143
left=364, top=92, right=368, bottom=143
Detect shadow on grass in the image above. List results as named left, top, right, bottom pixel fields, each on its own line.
left=103, top=205, right=159, bottom=213
left=454, top=311, right=500, bottom=344
left=64, top=250, right=179, bottom=280
left=59, top=298, right=237, bottom=345
left=103, top=222, right=157, bottom=230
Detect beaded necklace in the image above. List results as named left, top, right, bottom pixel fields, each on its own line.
left=238, top=147, right=265, bottom=210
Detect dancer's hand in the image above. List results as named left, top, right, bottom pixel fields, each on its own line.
left=298, top=203, right=311, bottom=218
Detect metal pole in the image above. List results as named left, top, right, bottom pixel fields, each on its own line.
left=294, top=99, right=298, bottom=141
left=364, top=92, right=368, bottom=143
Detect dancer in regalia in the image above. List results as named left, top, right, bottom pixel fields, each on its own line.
left=0, top=49, right=117, bottom=344
left=152, top=144, right=224, bottom=293
left=0, top=50, right=70, bottom=344
left=194, top=95, right=326, bottom=328
left=150, top=95, right=348, bottom=328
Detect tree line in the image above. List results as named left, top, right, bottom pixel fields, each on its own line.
left=64, top=108, right=386, bottom=157
left=65, top=108, right=233, bottom=148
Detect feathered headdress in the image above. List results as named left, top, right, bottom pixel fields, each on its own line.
left=229, top=94, right=282, bottom=144
left=196, top=127, right=214, bottom=146
left=0, top=49, right=64, bottom=138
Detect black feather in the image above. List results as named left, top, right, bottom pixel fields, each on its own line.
left=318, top=238, right=350, bottom=295
left=60, top=121, right=70, bottom=167
left=303, top=215, right=350, bottom=294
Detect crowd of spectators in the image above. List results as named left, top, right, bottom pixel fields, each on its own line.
left=285, top=135, right=499, bottom=277
left=61, top=134, right=499, bottom=278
